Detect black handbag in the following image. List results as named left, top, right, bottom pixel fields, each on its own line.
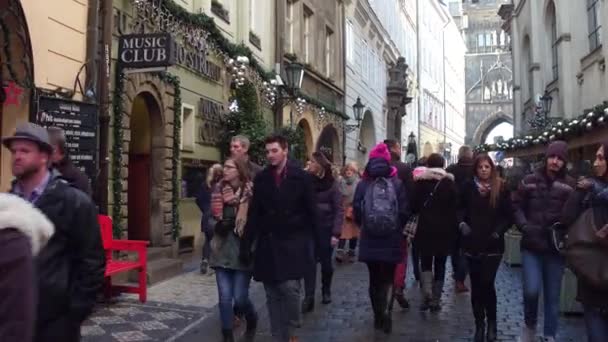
left=214, top=206, right=236, bottom=237
left=565, top=208, right=608, bottom=289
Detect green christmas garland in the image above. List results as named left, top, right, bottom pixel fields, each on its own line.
left=474, top=101, right=608, bottom=154
left=110, top=69, right=183, bottom=240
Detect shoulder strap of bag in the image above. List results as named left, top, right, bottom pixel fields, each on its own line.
left=422, top=179, right=443, bottom=209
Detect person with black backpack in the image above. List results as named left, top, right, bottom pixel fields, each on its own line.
left=353, top=143, right=410, bottom=334
left=411, top=153, right=458, bottom=312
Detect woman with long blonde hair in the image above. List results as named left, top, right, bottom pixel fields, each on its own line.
left=196, top=164, right=223, bottom=274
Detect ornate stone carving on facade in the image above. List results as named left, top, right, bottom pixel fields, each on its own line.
left=386, top=57, right=411, bottom=117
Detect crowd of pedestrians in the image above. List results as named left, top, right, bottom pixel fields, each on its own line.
left=0, top=121, right=606, bottom=342
left=196, top=133, right=607, bottom=342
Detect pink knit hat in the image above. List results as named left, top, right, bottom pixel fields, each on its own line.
left=369, top=143, right=392, bottom=162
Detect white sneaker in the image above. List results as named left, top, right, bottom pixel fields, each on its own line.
left=518, top=326, right=536, bottom=342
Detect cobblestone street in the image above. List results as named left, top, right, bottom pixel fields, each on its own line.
left=86, top=258, right=588, bottom=342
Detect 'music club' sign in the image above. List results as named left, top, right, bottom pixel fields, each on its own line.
left=118, top=33, right=175, bottom=69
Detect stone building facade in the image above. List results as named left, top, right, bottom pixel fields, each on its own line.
left=451, top=0, right=513, bottom=146
left=502, top=0, right=607, bottom=137
left=343, top=0, right=403, bottom=167
left=419, top=0, right=465, bottom=162
left=277, top=0, right=346, bottom=164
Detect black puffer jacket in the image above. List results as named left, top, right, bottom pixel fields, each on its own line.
left=12, top=171, right=105, bottom=329
left=513, top=169, right=575, bottom=253
left=313, top=176, right=344, bottom=241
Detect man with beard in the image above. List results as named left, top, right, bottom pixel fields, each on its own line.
left=240, top=134, right=317, bottom=342
left=513, top=141, right=574, bottom=342
left=47, top=126, right=92, bottom=196
left=3, top=123, right=105, bottom=342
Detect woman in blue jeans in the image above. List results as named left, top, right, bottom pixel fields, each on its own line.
left=562, top=141, right=608, bottom=342
left=210, top=158, right=257, bottom=342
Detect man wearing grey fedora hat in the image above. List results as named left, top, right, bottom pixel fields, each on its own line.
left=3, top=122, right=105, bottom=342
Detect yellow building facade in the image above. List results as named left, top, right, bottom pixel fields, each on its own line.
left=1, top=0, right=90, bottom=190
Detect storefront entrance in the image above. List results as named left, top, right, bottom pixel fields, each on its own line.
left=128, top=92, right=164, bottom=243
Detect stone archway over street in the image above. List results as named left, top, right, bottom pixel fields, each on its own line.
left=472, top=111, right=513, bottom=145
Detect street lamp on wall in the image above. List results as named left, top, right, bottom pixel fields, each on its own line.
left=345, top=97, right=365, bottom=133
left=284, top=62, right=305, bottom=93
left=540, top=90, right=553, bottom=117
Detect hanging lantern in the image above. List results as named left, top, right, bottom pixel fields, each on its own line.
left=587, top=111, right=595, bottom=119
left=586, top=122, right=593, bottom=130
left=598, top=116, right=605, bottom=125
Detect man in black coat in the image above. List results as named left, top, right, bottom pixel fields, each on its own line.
left=3, top=123, right=105, bottom=342
left=242, top=134, right=317, bottom=342
left=446, top=145, right=474, bottom=293
left=47, top=126, right=93, bottom=196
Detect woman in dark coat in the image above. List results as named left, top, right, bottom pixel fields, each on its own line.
left=196, top=164, right=223, bottom=274
left=411, top=153, right=458, bottom=312
left=561, top=141, right=608, bottom=342
left=353, top=143, right=409, bottom=333
left=458, top=154, right=512, bottom=342
left=302, top=152, right=344, bottom=313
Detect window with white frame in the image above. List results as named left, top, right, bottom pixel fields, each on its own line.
left=346, top=20, right=354, bottom=64
left=587, top=0, right=602, bottom=51
left=303, top=7, right=313, bottom=63
left=286, top=1, right=294, bottom=53
left=325, top=27, right=334, bottom=78
left=181, top=104, right=195, bottom=151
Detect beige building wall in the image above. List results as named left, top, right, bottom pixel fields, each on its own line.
left=1, top=0, right=89, bottom=191
left=510, top=0, right=608, bottom=135
left=21, top=0, right=89, bottom=97
left=176, top=0, right=276, bottom=71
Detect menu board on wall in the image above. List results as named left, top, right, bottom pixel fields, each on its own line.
left=35, top=96, right=98, bottom=181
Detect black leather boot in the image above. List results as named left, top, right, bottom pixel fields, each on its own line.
left=474, top=322, right=485, bottom=342
left=222, top=329, right=235, bottom=342
left=301, top=296, right=314, bottom=313
left=245, top=310, right=258, bottom=339
left=486, top=320, right=497, bottom=342
left=369, top=287, right=383, bottom=330
left=321, top=271, right=333, bottom=304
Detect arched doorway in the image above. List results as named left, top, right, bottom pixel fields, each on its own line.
left=358, top=110, right=375, bottom=165
left=317, top=124, right=340, bottom=163
left=128, top=92, right=164, bottom=243
left=298, top=118, right=314, bottom=158
left=0, top=0, right=34, bottom=190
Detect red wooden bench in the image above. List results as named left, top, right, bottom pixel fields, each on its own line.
left=98, top=214, right=149, bottom=303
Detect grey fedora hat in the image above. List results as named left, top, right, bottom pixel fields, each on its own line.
left=2, top=122, right=54, bottom=154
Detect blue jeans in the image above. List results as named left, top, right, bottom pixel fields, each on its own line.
left=215, top=268, right=256, bottom=330
left=584, top=305, right=608, bottom=342
left=521, top=250, right=565, bottom=337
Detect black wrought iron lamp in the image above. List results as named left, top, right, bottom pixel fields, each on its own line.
left=345, top=97, right=365, bottom=133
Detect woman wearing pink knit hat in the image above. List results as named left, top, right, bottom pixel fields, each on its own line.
left=352, top=142, right=410, bottom=334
